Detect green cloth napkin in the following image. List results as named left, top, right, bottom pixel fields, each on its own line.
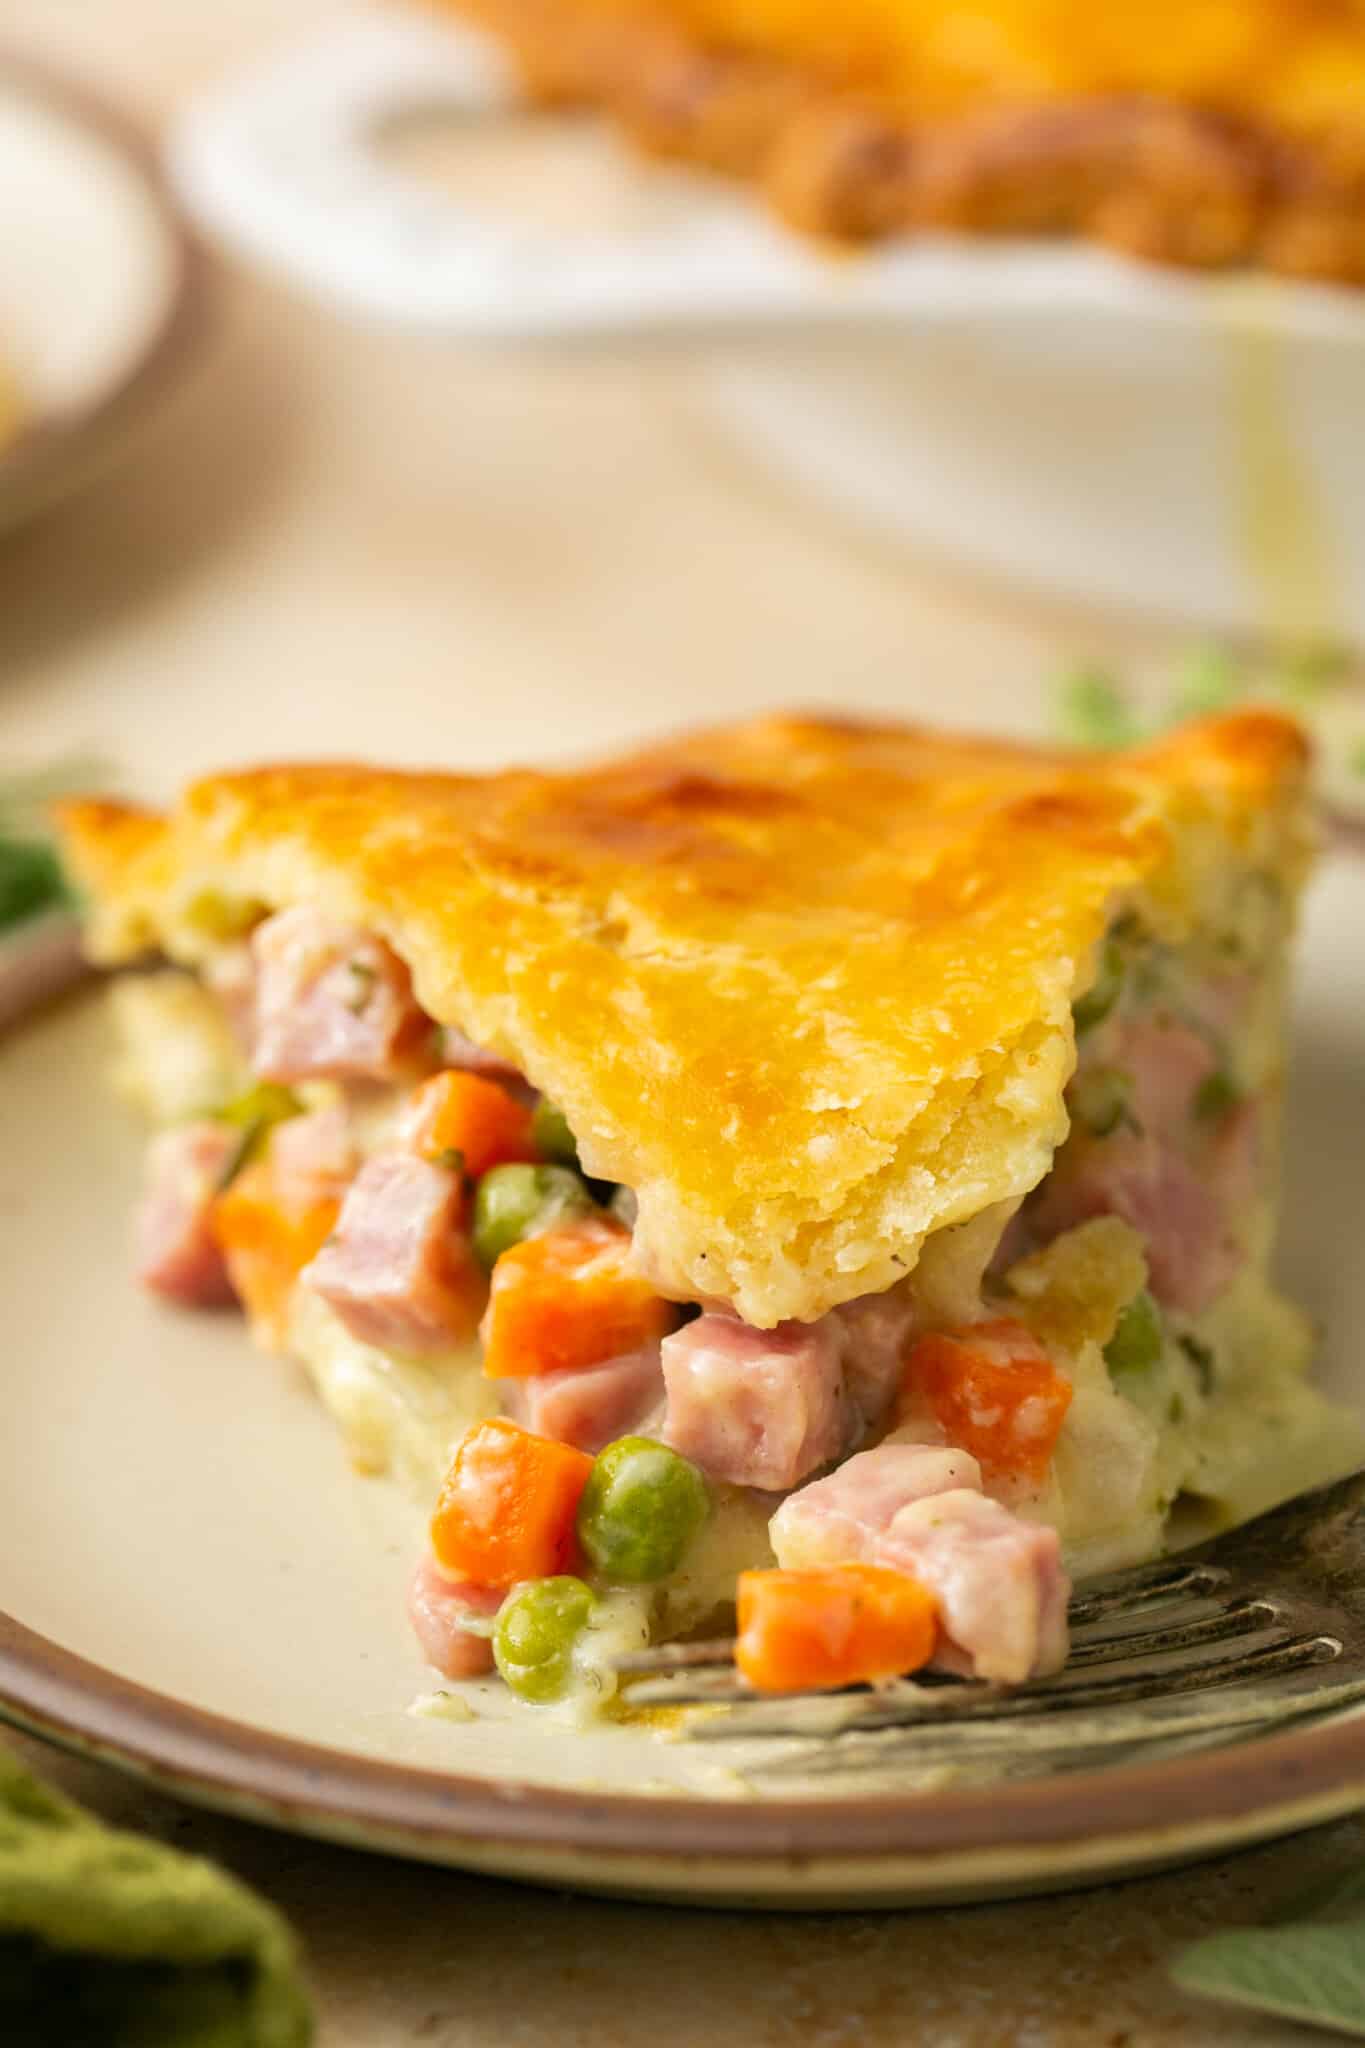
left=0, top=1742, right=312, bottom=2047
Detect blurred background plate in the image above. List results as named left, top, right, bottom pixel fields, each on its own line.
left=169, top=7, right=1365, bottom=648
left=0, top=54, right=201, bottom=535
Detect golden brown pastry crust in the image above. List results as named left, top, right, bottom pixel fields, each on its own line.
left=447, top=0, right=1365, bottom=281
left=56, top=710, right=1310, bottom=1327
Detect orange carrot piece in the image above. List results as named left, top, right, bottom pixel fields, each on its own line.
left=211, top=1161, right=340, bottom=1349
left=905, top=1318, right=1074, bottom=1487
left=735, top=1566, right=939, bottom=1694
left=480, top=1220, right=675, bottom=1380
left=401, top=1070, right=538, bottom=1178
left=429, top=1418, right=594, bottom=1587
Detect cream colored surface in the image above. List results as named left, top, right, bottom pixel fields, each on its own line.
left=4, top=0, right=1365, bottom=2038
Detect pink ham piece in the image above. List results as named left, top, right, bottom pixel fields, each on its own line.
left=407, top=1555, right=500, bottom=1679
left=1028, top=1076, right=1260, bottom=1316
left=136, top=1121, right=239, bottom=1307
left=1021, top=1010, right=1262, bottom=1315
left=881, top=1490, right=1071, bottom=1682
left=1114, top=1014, right=1218, bottom=1137
left=1192, top=969, right=1255, bottom=1044
left=770, top=1442, right=1070, bottom=1681
left=300, top=1151, right=482, bottom=1354
left=828, top=1287, right=920, bottom=1429
left=499, top=1344, right=665, bottom=1454
left=661, top=1313, right=848, bottom=1491
left=250, top=907, right=430, bottom=1084
left=769, top=1442, right=984, bottom=1570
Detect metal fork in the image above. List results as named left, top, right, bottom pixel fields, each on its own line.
left=615, top=1471, right=1365, bottom=1780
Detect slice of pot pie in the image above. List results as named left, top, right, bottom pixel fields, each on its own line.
left=56, top=711, right=1361, bottom=1710
left=446, top=0, right=1365, bottom=281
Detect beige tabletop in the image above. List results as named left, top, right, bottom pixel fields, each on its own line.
left=2, top=3, right=1361, bottom=2043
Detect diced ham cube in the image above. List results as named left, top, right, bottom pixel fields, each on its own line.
left=769, top=1443, right=983, bottom=1571
left=498, top=1344, right=665, bottom=1454
left=880, top=1490, right=1071, bottom=1682
left=828, top=1287, right=920, bottom=1429
left=301, top=1151, right=483, bottom=1354
left=1192, top=970, right=1255, bottom=1044
left=1019, top=1007, right=1265, bottom=1316
left=661, top=1313, right=849, bottom=1491
left=1114, top=1015, right=1218, bottom=1139
left=136, top=1121, right=239, bottom=1308
left=250, top=907, right=430, bottom=1084
left=772, top=1447, right=1069, bottom=1682
left=1027, top=1124, right=1251, bottom=1315
left=407, top=1555, right=499, bottom=1679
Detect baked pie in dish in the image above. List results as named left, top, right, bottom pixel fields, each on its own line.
left=56, top=711, right=1360, bottom=1711
left=443, top=0, right=1365, bottom=280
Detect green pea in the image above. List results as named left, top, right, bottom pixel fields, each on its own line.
left=1105, top=1291, right=1164, bottom=1377
left=1069, top=1064, right=1134, bottom=1139
left=471, top=1163, right=593, bottom=1269
left=577, top=1437, right=710, bottom=1583
left=532, top=1097, right=580, bottom=1168
left=1072, top=938, right=1124, bottom=1036
left=0, top=837, right=68, bottom=933
left=493, top=1576, right=596, bottom=1704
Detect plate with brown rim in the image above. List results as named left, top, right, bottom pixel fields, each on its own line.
left=2, top=842, right=1365, bottom=1909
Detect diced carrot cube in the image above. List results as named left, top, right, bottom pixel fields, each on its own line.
left=480, top=1221, right=675, bottom=1380
left=211, top=1161, right=340, bottom=1350
left=429, top=1418, right=594, bottom=1587
left=905, top=1318, right=1073, bottom=1487
left=401, top=1070, right=538, bottom=1179
left=735, top=1566, right=939, bottom=1694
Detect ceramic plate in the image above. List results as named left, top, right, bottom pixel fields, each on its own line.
left=3, top=852, right=1365, bottom=1907
left=0, top=54, right=201, bottom=534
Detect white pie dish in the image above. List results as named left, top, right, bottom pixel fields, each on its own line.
left=167, top=6, right=1365, bottom=642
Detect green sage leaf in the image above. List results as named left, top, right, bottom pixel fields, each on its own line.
left=1172, top=1917, right=1365, bottom=2039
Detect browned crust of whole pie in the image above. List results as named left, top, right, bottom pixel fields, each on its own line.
left=446, top=0, right=1365, bottom=282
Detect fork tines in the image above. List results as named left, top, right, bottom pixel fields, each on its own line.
left=615, top=1471, right=1365, bottom=1755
